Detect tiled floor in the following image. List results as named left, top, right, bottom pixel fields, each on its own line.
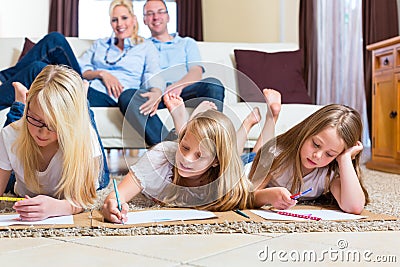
left=1, top=148, right=399, bottom=266
left=0, top=232, right=399, bottom=266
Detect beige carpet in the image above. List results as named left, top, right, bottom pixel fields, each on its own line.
left=0, top=166, right=399, bottom=237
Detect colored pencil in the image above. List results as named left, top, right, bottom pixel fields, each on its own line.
left=234, top=209, right=250, bottom=219
left=112, top=179, right=124, bottom=224
left=0, top=196, right=25, bottom=202
left=290, top=187, right=313, bottom=200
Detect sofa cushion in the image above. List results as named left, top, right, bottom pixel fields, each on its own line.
left=234, top=49, right=311, bottom=104
left=18, top=37, right=36, bottom=61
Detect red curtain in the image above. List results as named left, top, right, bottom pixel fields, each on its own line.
left=362, top=0, right=398, bottom=134
left=176, top=0, right=203, bottom=41
left=48, top=0, right=79, bottom=37
left=299, top=0, right=317, bottom=104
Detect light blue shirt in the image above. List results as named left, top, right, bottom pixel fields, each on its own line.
left=149, top=33, right=203, bottom=85
left=78, top=37, right=164, bottom=101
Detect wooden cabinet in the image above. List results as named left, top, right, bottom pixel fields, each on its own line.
left=366, top=37, right=400, bottom=174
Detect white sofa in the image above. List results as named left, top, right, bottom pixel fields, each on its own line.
left=0, top=37, right=322, bottom=149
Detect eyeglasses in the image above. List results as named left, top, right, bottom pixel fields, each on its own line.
left=144, top=10, right=168, bottom=17
left=26, top=114, right=55, bottom=132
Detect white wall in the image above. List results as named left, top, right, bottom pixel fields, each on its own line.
left=0, top=0, right=50, bottom=38
left=282, top=0, right=300, bottom=43
left=202, top=0, right=299, bottom=43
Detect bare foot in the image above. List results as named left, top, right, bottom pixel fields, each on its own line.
left=252, top=92, right=279, bottom=153
left=164, top=92, right=189, bottom=133
left=242, top=107, right=261, bottom=133
left=164, top=92, right=184, bottom=112
left=236, top=107, right=261, bottom=155
left=13, top=82, right=28, bottom=104
left=190, top=101, right=217, bottom=120
left=263, top=89, right=281, bottom=122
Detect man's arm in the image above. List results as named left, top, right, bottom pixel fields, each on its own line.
left=166, top=65, right=203, bottom=95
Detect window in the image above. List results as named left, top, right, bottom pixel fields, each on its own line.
left=79, top=0, right=176, bottom=39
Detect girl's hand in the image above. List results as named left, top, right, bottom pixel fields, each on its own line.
left=101, top=172, right=142, bottom=223
left=102, top=197, right=129, bottom=223
left=331, top=141, right=366, bottom=214
left=254, top=187, right=296, bottom=210
left=336, top=141, right=363, bottom=163
left=268, top=187, right=297, bottom=210
left=99, top=71, right=124, bottom=98
left=12, top=195, right=65, bottom=221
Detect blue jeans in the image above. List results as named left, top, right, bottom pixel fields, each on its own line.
left=118, top=77, right=225, bottom=146
left=0, top=32, right=81, bottom=111
left=88, top=107, right=110, bottom=189
left=4, top=101, right=110, bottom=192
left=241, top=152, right=256, bottom=165
left=87, top=87, right=118, bottom=107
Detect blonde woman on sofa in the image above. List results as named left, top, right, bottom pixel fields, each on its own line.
left=0, top=65, right=104, bottom=221
left=79, top=0, right=164, bottom=109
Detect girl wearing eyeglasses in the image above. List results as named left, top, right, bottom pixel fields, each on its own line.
left=0, top=65, right=104, bottom=221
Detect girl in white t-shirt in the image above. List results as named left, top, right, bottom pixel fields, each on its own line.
left=248, top=104, right=370, bottom=214
left=0, top=65, right=103, bottom=221
left=102, top=109, right=255, bottom=223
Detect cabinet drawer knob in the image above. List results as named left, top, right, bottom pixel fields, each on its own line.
left=384, top=58, right=389, bottom=65
left=390, top=111, right=397, bottom=118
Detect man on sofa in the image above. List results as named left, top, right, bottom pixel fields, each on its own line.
left=118, top=0, right=225, bottom=146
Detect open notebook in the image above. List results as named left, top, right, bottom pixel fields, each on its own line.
left=251, top=209, right=367, bottom=221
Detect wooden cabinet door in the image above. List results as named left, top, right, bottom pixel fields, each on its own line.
left=373, top=73, right=396, bottom=158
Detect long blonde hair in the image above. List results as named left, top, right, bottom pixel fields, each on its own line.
left=109, top=0, right=144, bottom=44
left=172, top=109, right=254, bottom=211
left=248, top=104, right=369, bottom=204
left=14, top=65, right=100, bottom=208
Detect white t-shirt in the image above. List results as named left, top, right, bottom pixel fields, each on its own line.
left=0, top=120, right=102, bottom=197
left=266, top=166, right=333, bottom=200
left=131, top=141, right=218, bottom=207
left=130, top=141, right=176, bottom=197
left=244, top=147, right=335, bottom=200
